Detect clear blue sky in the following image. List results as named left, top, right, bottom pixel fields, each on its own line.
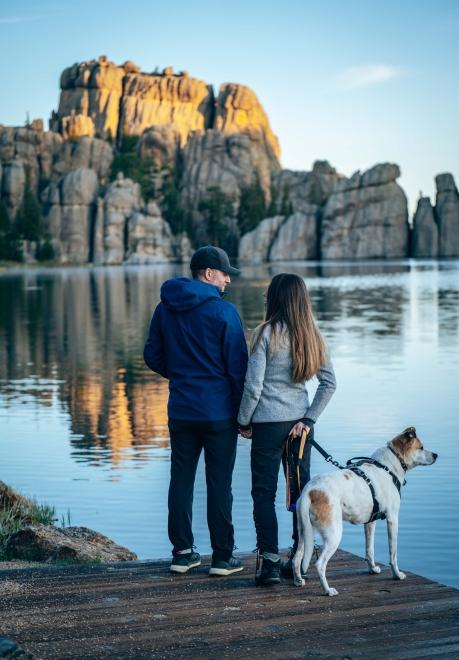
left=1, top=0, right=458, bottom=214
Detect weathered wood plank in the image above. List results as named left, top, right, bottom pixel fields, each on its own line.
left=1, top=549, right=458, bottom=659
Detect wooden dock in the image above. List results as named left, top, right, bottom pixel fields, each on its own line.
left=1, top=549, right=458, bottom=659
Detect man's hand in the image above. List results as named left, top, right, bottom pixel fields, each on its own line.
left=288, top=422, right=310, bottom=438
left=239, top=426, right=252, bottom=439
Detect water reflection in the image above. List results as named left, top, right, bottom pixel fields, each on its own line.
left=0, top=261, right=458, bottom=467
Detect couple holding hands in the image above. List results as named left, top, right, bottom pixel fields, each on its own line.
left=144, top=246, right=336, bottom=585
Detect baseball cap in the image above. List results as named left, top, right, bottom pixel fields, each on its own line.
left=190, top=246, right=241, bottom=276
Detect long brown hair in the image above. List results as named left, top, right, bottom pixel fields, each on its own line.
left=252, top=273, right=327, bottom=382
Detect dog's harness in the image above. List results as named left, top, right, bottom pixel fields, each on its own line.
left=346, top=457, right=405, bottom=495
left=298, top=430, right=409, bottom=524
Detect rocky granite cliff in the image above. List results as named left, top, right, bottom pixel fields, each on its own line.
left=0, top=55, right=458, bottom=264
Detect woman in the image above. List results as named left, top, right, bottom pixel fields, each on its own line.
left=238, top=273, right=336, bottom=586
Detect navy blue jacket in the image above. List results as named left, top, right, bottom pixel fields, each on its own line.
left=144, top=278, right=248, bottom=421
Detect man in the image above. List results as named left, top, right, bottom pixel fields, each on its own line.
left=144, top=246, right=248, bottom=575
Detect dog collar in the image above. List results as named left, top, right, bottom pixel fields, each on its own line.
left=388, top=445, right=408, bottom=472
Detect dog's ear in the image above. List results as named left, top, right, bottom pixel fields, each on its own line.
left=390, top=427, right=416, bottom=454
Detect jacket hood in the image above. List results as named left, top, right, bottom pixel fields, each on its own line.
left=161, top=277, right=222, bottom=312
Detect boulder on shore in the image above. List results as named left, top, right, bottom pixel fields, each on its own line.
left=6, top=524, right=137, bottom=563
left=1, top=480, right=137, bottom=564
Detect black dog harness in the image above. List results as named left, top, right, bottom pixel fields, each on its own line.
left=304, top=433, right=408, bottom=524
left=345, top=457, right=405, bottom=522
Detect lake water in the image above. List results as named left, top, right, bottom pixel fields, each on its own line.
left=0, top=260, right=458, bottom=589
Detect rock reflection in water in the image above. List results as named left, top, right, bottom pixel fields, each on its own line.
left=0, top=265, right=187, bottom=464
left=0, top=260, right=457, bottom=468
left=65, top=372, right=169, bottom=464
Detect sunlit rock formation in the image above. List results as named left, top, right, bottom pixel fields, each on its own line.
left=0, top=55, right=458, bottom=264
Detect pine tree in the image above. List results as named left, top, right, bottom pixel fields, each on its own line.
left=161, top=174, right=186, bottom=235
left=0, top=199, right=9, bottom=234
left=110, top=137, right=156, bottom=201
left=15, top=186, right=43, bottom=241
left=198, top=187, right=233, bottom=246
left=0, top=199, right=22, bottom=261
left=36, top=236, right=55, bottom=261
left=266, top=186, right=278, bottom=217
left=280, top=185, right=294, bottom=216
left=238, top=173, right=267, bottom=235
left=0, top=200, right=10, bottom=259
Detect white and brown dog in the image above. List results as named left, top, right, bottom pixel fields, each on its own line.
left=292, top=427, right=437, bottom=596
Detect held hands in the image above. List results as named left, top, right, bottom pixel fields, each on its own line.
left=238, top=422, right=310, bottom=439
left=288, top=422, right=310, bottom=438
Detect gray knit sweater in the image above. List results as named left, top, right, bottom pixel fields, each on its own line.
left=237, top=324, right=336, bottom=426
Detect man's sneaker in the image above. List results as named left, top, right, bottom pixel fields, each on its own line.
left=170, top=551, right=201, bottom=574
left=255, top=556, right=281, bottom=586
left=280, top=556, right=307, bottom=580
left=209, top=556, right=244, bottom=576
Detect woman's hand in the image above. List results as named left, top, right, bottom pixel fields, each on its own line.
left=238, top=426, right=252, bottom=439
left=288, top=422, right=310, bottom=438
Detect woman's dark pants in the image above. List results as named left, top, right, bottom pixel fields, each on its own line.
left=168, top=418, right=237, bottom=562
left=251, top=421, right=313, bottom=555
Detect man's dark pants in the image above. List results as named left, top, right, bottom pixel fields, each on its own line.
left=251, top=420, right=313, bottom=555
left=168, top=418, right=237, bottom=561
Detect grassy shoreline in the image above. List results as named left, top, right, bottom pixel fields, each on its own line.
left=0, top=480, right=55, bottom=562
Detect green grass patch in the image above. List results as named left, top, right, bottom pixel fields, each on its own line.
left=0, top=492, right=55, bottom=560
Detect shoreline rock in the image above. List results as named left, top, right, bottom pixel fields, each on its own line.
left=0, top=480, right=137, bottom=565
left=6, top=524, right=137, bottom=563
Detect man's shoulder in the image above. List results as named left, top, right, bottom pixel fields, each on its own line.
left=188, top=298, right=242, bottom=327
left=212, top=298, right=242, bottom=321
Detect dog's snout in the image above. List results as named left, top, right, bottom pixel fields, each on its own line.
left=432, top=452, right=438, bottom=461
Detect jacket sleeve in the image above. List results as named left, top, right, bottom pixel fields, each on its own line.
left=221, top=305, right=248, bottom=411
left=303, top=354, right=336, bottom=423
left=237, top=327, right=268, bottom=426
left=143, top=304, right=168, bottom=379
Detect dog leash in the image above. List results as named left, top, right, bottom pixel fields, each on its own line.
left=285, top=428, right=312, bottom=511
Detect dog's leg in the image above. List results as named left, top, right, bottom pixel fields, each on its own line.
left=386, top=515, right=406, bottom=580
left=316, top=520, right=341, bottom=596
left=293, top=507, right=305, bottom=587
left=293, top=499, right=315, bottom=587
left=364, top=522, right=381, bottom=574
left=301, top=520, right=315, bottom=578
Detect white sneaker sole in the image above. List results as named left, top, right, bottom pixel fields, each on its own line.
left=170, top=560, right=201, bottom=574
left=208, top=566, right=244, bottom=576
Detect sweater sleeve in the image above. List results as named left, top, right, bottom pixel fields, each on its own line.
left=237, top=327, right=268, bottom=426
left=143, top=304, right=168, bottom=379
left=304, top=355, right=337, bottom=423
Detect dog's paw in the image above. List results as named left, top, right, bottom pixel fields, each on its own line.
left=369, top=565, right=381, bottom=574
left=394, top=571, right=406, bottom=581
left=326, top=587, right=339, bottom=597
left=294, top=578, right=305, bottom=587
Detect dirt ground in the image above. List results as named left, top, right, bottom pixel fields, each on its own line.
left=0, top=559, right=48, bottom=571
